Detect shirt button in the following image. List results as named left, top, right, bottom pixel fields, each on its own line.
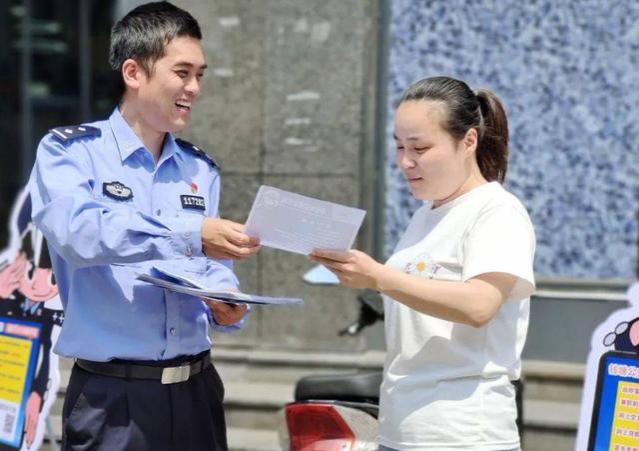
left=170, top=327, right=176, bottom=336
left=156, top=209, right=161, bottom=216
left=185, top=245, right=193, bottom=257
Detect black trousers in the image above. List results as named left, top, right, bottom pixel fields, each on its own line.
left=62, top=358, right=227, bottom=451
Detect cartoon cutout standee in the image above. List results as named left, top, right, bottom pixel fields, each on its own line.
left=0, top=188, right=63, bottom=451
left=577, top=282, right=639, bottom=451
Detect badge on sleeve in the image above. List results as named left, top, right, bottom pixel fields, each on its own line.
left=103, top=182, right=134, bottom=201
left=181, top=195, right=206, bottom=211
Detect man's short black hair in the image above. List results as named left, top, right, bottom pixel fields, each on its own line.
left=109, top=1, right=202, bottom=76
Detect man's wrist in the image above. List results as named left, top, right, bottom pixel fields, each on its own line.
left=161, top=215, right=203, bottom=258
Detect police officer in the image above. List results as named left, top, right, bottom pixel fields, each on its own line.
left=28, top=3, right=260, bottom=450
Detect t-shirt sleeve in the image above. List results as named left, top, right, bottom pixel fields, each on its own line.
left=462, top=204, right=536, bottom=301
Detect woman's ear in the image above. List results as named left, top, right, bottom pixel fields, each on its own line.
left=121, top=58, right=141, bottom=90
left=463, top=128, right=478, bottom=155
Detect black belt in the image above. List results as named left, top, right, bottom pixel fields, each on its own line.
left=76, top=353, right=211, bottom=384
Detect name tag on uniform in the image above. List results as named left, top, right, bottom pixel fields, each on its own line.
left=180, top=195, right=205, bottom=211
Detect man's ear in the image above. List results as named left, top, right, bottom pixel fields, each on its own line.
left=121, top=59, right=143, bottom=90
left=463, top=127, right=478, bottom=155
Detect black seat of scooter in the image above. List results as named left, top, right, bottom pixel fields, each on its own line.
left=294, top=372, right=382, bottom=402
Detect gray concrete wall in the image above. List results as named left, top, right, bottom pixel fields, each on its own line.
left=177, top=0, right=381, bottom=351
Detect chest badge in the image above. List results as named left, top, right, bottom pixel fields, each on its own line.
left=181, top=195, right=205, bottom=211
left=103, top=181, right=133, bottom=201
left=190, top=182, right=198, bottom=194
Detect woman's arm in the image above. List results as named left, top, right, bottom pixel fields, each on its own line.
left=310, top=249, right=517, bottom=327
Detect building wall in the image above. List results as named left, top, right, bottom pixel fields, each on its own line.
left=170, top=0, right=639, bottom=354
left=385, top=0, right=639, bottom=279
left=178, top=0, right=381, bottom=350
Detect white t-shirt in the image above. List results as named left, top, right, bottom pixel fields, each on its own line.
left=378, top=182, right=535, bottom=450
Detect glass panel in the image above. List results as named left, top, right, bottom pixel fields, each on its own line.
left=0, top=0, right=117, bottom=249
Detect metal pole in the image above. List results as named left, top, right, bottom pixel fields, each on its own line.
left=20, top=0, right=33, bottom=183
left=79, top=0, right=91, bottom=120
left=372, top=0, right=390, bottom=260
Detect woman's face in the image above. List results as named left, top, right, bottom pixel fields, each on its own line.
left=394, top=100, right=475, bottom=204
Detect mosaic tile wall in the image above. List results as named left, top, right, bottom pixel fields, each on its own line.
left=385, top=0, right=639, bottom=279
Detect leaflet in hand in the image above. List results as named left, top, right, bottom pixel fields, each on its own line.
left=245, top=185, right=366, bottom=255
left=137, top=265, right=303, bottom=306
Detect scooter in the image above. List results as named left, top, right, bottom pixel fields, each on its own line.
left=277, top=290, right=384, bottom=451
left=277, top=290, right=525, bottom=451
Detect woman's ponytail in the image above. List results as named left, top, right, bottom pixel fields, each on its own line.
left=476, top=89, right=509, bottom=183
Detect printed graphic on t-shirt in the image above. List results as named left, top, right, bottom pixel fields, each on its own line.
left=403, top=253, right=441, bottom=279
left=402, top=253, right=464, bottom=282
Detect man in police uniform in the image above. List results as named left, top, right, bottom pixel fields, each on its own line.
left=28, top=3, right=261, bottom=450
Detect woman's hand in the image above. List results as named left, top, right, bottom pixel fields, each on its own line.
left=309, top=249, right=384, bottom=290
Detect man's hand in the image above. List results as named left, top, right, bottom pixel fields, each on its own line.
left=201, top=218, right=261, bottom=260
left=204, top=299, right=248, bottom=326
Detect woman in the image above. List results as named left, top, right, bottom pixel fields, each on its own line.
left=311, top=76, right=535, bottom=451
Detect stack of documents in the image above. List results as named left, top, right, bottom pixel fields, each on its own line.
left=137, top=265, right=303, bottom=306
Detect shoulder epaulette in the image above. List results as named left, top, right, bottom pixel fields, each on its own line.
left=49, top=125, right=101, bottom=143
left=176, top=138, right=219, bottom=169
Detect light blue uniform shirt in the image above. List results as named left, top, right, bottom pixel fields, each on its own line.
left=29, top=108, right=246, bottom=362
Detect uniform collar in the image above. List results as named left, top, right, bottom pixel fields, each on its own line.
left=109, top=108, right=145, bottom=161
left=108, top=107, right=179, bottom=164
left=158, top=133, right=180, bottom=167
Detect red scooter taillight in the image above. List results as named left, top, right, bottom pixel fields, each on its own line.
left=285, top=403, right=356, bottom=451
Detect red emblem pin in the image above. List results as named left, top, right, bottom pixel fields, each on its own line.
left=190, top=182, right=198, bottom=194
